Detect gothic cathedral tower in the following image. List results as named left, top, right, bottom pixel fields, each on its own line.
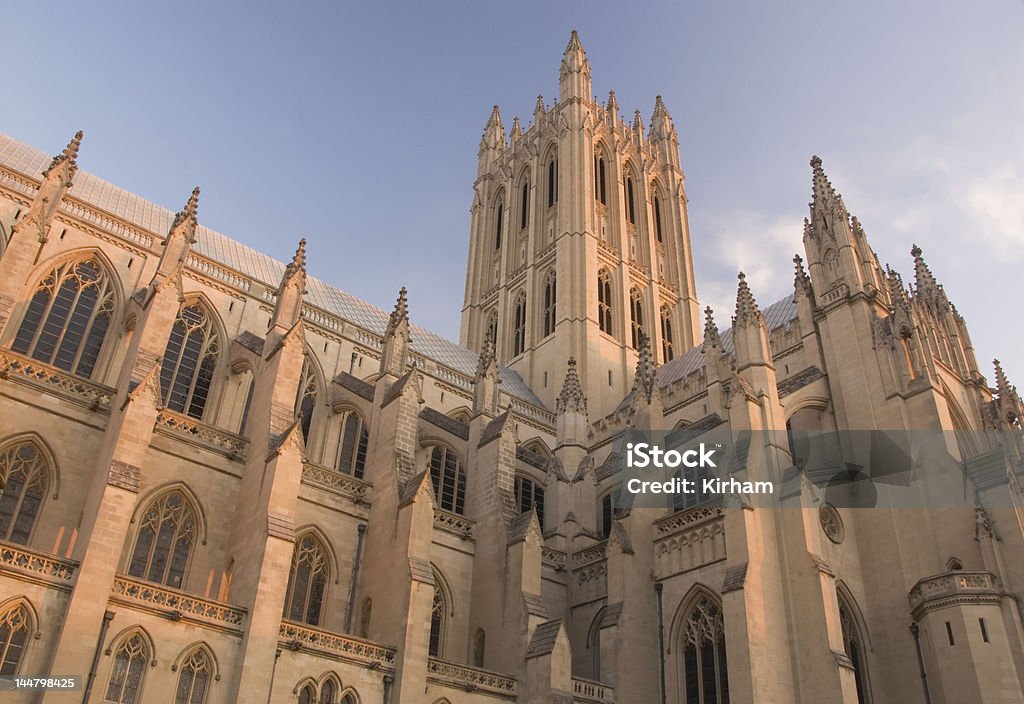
left=460, top=32, right=700, bottom=417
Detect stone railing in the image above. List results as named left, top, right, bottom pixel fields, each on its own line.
left=573, top=541, right=608, bottom=568
left=0, top=540, right=77, bottom=587
left=434, top=508, right=475, bottom=540
left=279, top=620, right=396, bottom=670
left=0, top=349, right=115, bottom=412
left=573, top=676, right=615, bottom=703
left=60, top=197, right=155, bottom=249
left=435, top=365, right=474, bottom=391
left=508, top=397, right=557, bottom=427
left=426, top=657, right=517, bottom=698
left=302, top=462, right=372, bottom=505
left=111, top=575, right=246, bottom=630
left=909, top=570, right=1000, bottom=616
left=154, top=409, right=248, bottom=460
left=655, top=502, right=724, bottom=537
left=541, top=546, right=567, bottom=571
left=0, top=166, right=39, bottom=198
left=185, top=252, right=252, bottom=293
left=353, top=329, right=383, bottom=351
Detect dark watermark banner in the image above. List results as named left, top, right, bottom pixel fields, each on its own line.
left=607, top=427, right=1023, bottom=512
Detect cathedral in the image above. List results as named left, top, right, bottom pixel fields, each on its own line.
left=0, top=30, right=1022, bottom=704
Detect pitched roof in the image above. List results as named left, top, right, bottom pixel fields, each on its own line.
left=0, top=134, right=544, bottom=408
left=656, top=294, right=798, bottom=388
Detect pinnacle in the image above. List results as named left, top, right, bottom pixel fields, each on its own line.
left=44, top=129, right=85, bottom=176
left=793, top=254, right=811, bottom=292
left=476, top=328, right=496, bottom=378
left=565, top=29, right=584, bottom=54
left=734, top=272, right=763, bottom=327
left=607, top=90, right=618, bottom=114
left=289, top=237, right=307, bottom=274
left=535, top=95, right=545, bottom=113
left=703, top=306, right=722, bottom=348
left=556, top=356, right=587, bottom=414
left=171, top=186, right=201, bottom=230
left=632, top=333, right=658, bottom=401
left=654, top=95, right=668, bottom=116
left=393, top=286, right=408, bottom=319
left=809, top=154, right=842, bottom=211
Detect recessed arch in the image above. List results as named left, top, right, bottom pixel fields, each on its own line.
left=424, top=443, right=466, bottom=515
left=521, top=437, right=553, bottom=461
left=102, top=626, right=155, bottom=704
left=667, top=582, right=721, bottom=653
left=160, top=294, right=226, bottom=421
left=130, top=481, right=207, bottom=546
left=292, top=525, right=340, bottom=583
left=0, top=433, right=60, bottom=546
left=0, top=596, right=38, bottom=675
left=284, top=529, right=333, bottom=627
left=171, top=641, right=219, bottom=703
left=171, top=640, right=220, bottom=678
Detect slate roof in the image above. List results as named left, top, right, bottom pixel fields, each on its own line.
left=0, top=134, right=544, bottom=408
left=656, top=294, right=798, bottom=389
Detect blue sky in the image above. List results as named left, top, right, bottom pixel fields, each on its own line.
left=4, top=1, right=1022, bottom=384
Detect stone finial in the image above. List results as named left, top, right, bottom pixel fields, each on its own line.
left=385, top=286, right=409, bottom=337
left=606, top=90, right=618, bottom=118
left=556, top=357, right=587, bottom=414
left=994, top=359, right=1011, bottom=399
left=809, top=154, right=845, bottom=214
left=43, top=129, right=84, bottom=179
left=476, top=328, right=496, bottom=379
left=564, top=29, right=585, bottom=57
left=633, top=109, right=644, bottom=135
left=793, top=254, right=812, bottom=295
left=653, top=95, right=669, bottom=118
left=534, top=94, right=545, bottom=117
left=270, top=238, right=307, bottom=331
left=631, top=332, right=658, bottom=402
left=910, top=244, right=944, bottom=304
left=702, top=306, right=722, bottom=350
left=170, top=186, right=201, bottom=234
left=733, top=272, right=763, bottom=328
left=282, top=238, right=307, bottom=287
left=510, top=116, right=522, bottom=142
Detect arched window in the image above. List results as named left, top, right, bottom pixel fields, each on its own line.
left=594, top=155, right=607, bottom=204
left=542, top=272, right=556, bottom=338
left=299, top=684, right=316, bottom=704
left=174, top=647, right=212, bottom=704
left=11, top=257, right=115, bottom=379
left=630, top=289, right=645, bottom=349
left=654, top=195, right=664, bottom=242
left=284, top=533, right=329, bottom=626
left=512, top=293, right=527, bottom=357
left=0, top=439, right=50, bottom=545
left=520, top=182, right=530, bottom=230
left=160, top=303, right=219, bottom=420
left=514, top=475, right=545, bottom=528
left=429, top=446, right=466, bottom=515
left=104, top=633, right=149, bottom=704
left=599, top=492, right=614, bottom=540
left=661, top=307, right=675, bottom=362
left=128, top=490, right=196, bottom=588
left=429, top=570, right=449, bottom=658
left=336, top=412, right=368, bottom=479
left=548, top=159, right=558, bottom=207
left=0, top=603, right=30, bottom=675
left=319, top=679, right=337, bottom=704
left=839, top=592, right=870, bottom=704
left=598, top=270, right=613, bottom=335
left=679, top=593, right=729, bottom=704
left=494, top=199, right=503, bottom=250
left=296, top=358, right=320, bottom=446
left=626, top=176, right=636, bottom=224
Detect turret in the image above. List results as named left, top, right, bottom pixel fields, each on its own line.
left=555, top=357, right=587, bottom=446
left=559, top=30, right=591, bottom=102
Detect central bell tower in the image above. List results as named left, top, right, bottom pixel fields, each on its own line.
left=459, top=31, right=700, bottom=417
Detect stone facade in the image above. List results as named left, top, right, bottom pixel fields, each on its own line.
left=0, top=30, right=1023, bottom=704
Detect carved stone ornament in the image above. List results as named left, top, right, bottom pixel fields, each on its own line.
left=819, top=503, right=844, bottom=544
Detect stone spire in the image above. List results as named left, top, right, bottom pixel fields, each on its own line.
left=809, top=155, right=846, bottom=217
left=702, top=306, right=723, bottom=351
left=733, top=272, right=763, bottom=328
left=606, top=90, right=619, bottom=122
left=793, top=254, right=812, bottom=297
left=380, top=287, right=411, bottom=377
left=473, top=328, right=499, bottom=416
left=992, top=359, right=1023, bottom=427
left=42, top=130, right=83, bottom=183
left=910, top=244, right=947, bottom=307
left=152, top=186, right=200, bottom=291
left=510, top=116, right=523, bottom=144
left=269, top=238, right=307, bottom=331
left=559, top=30, right=591, bottom=101
left=631, top=332, right=658, bottom=403
left=478, top=105, right=506, bottom=174
left=632, top=110, right=645, bottom=144
left=534, top=95, right=545, bottom=125
left=556, top=357, right=587, bottom=414
left=649, top=95, right=674, bottom=140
